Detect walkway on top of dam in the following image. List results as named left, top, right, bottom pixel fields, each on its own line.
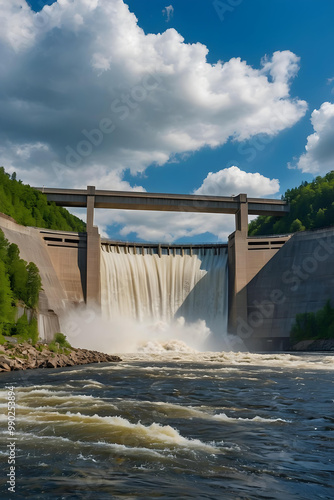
left=36, top=186, right=289, bottom=216
left=35, top=186, right=289, bottom=236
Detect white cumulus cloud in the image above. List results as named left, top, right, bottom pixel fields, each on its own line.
left=296, top=102, right=334, bottom=174
left=194, top=166, right=279, bottom=198
left=0, top=0, right=36, bottom=51
left=0, top=0, right=307, bottom=190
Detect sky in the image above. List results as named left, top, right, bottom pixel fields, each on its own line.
left=1, top=0, right=334, bottom=243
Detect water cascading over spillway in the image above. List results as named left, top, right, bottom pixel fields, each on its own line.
left=100, top=244, right=228, bottom=348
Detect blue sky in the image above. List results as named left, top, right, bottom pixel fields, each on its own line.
left=2, top=1, right=334, bottom=242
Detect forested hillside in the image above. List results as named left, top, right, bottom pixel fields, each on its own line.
left=0, top=167, right=85, bottom=232
left=249, top=171, right=334, bottom=236
left=0, top=229, right=41, bottom=342
left=290, top=300, right=334, bottom=344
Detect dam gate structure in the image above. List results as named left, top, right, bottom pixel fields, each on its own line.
left=30, top=186, right=293, bottom=347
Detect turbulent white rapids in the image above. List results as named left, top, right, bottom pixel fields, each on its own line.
left=1, top=352, right=333, bottom=499
left=100, top=244, right=229, bottom=350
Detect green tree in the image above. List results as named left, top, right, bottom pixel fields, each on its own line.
left=27, top=317, right=39, bottom=345
left=8, top=254, right=28, bottom=304
left=289, top=219, right=305, bottom=232
left=314, top=208, right=326, bottom=228
left=0, top=229, right=42, bottom=340
left=0, top=229, right=9, bottom=263
left=290, top=300, right=334, bottom=344
left=54, top=332, right=71, bottom=348
left=249, top=171, right=334, bottom=236
left=12, top=314, right=30, bottom=338
left=26, top=263, right=42, bottom=308
left=0, top=166, right=86, bottom=232
left=0, top=260, right=14, bottom=334
left=10, top=315, right=39, bottom=344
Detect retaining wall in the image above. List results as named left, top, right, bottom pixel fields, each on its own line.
left=243, top=228, right=334, bottom=350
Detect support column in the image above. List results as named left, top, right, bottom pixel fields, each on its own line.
left=228, top=194, right=248, bottom=335
left=235, top=193, right=248, bottom=234
left=86, top=185, right=95, bottom=231
left=86, top=186, right=101, bottom=308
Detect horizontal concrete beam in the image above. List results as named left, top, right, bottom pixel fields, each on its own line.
left=101, top=239, right=228, bottom=248
left=247, top=199, right=289, bottom=217
left=35, top=187, right=289, bottom=216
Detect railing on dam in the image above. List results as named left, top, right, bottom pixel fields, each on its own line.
left=40, top=229, right=87, bottom=249
left=228, top=231, right=291, bottom=250
left=101, top=240, right=227, bottom=257
left=246, top=234, right=292, bottom=251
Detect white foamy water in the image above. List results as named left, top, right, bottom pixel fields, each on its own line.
left=1, top=352, right=333, bottom=499
left=101, top=245, right=228, bottom=323
left=62, top=245, right=234, bottom=353
left=5, top=408, right=218, bottom=454
left=96, top=244, right=230, bottom=352
left=121, top=350, right=334, bottom=370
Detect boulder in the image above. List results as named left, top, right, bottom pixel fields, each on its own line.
left=56, top=354, right=69, bottom=367
left=27, top=359, right=37, bottom=369
left=36, top=359, right=48, bottom=369
left=46, top=358, right=58, bottom=369
left=0, top=359, right=11, bottom=371
left=0, top=356, right=15, bottom=369
left=12, top=359, right=25, bottom=370
left=69, top=352, right=79, bottom=363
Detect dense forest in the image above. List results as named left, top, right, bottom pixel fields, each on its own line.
left=0, top=167, right=86, bottom=232
left=249, top=171, right=334, bottom=236
left=290, top=300, right=334, bottom=344
left=0, top=229, right=41, bottom=343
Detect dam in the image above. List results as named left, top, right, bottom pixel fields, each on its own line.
left=1, top=186, right=334, bottom=350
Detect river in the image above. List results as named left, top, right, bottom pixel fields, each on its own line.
left=1, top=350, right=333, bottom=499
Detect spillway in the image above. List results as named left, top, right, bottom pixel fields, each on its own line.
left=100, top=244, right=228, bottom=342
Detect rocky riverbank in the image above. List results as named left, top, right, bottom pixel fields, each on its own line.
left=0, top=342, right=121, bottom=372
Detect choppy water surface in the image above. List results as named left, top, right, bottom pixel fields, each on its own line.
left=1, top=351, right=334, bottom=499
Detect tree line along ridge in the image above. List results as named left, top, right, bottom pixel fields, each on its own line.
left=249, top=171, right=334, bottom=236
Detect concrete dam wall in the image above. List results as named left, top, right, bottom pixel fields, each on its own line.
left=0, top=214, right=64, bottom=340
left=1, top=210, right=333, bottom=350
left=0, top=213, right=86, bottom=341
left=243, top=227, right=334, bottom=350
